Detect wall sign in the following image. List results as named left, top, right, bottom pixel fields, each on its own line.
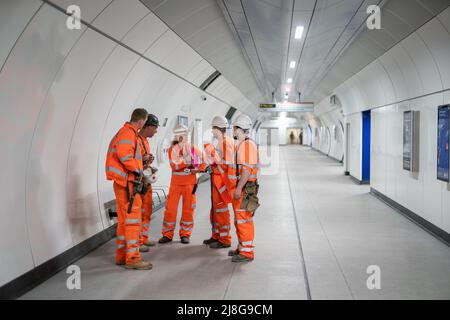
left=437, top=105, right=449, bottom=182
left=403, top=110, right=420, bottom=172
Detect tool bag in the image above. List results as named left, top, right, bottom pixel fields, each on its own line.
left=240, top=181, right=260, bottom=213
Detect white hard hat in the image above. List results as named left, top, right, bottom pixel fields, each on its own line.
left=211, top=115, right=228, bottom=129
left=173, top=124, right=188, bottom=135
left=233, top=114, right=252, bottom=130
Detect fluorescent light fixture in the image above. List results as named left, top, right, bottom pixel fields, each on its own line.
left=295, top=26, right=304, bottom=39
left=287, top=78, right=292, bottom=84
left=289, top=61, right=296, bottom=68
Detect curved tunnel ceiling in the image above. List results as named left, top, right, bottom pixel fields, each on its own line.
left=142, top=0, right=450, bottom=108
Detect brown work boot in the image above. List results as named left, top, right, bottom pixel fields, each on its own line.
left=231, top=254, right=254, bottom=263
left=143, top=240, right=156, bottom=247
left=180, top=237, right=190, bottom=244
left=203, top=237, right=218, bottom=245
left=158, top=236, right=172, bottom=244
left=209, top=241, right=231, bottom=249
left=125, top=260, right=153, bottom=270
left=139, top=245, right=149, bottom=253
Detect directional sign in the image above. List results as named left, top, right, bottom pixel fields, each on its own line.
left=259, top=103, right=276, bottom=109
left=259, top=102, right=314, bottom=112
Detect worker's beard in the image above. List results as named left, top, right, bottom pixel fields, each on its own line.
left=234, top=130, right=245, bottom=141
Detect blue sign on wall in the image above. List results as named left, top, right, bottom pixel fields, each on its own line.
left=437, top=105, right=449, bottom=182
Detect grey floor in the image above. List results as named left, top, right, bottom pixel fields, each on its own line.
left=21, top=146, right=450, bottom=300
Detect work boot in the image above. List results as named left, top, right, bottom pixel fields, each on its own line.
left=125, top=260, right=153, bottom=270
left=203, top=237, right=218, bottom=245
left=231, top=254, right=254, bottom=263
left=209, top=241, right=231, bottom=249
left=228, top=249, right=239, bottom=257
left=116, top=260, right=125, bottom=266
left=143, top=240, right=156, bottom=247
left=139, top=245, right=149, bottom=253
left=180, top=237, right=190, bottom=244
left=158, top=236, right=172, bottom=244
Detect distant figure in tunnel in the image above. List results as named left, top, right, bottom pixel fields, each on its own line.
left=203, top=116, right=235, bottom=249
left=159, top=125, right=206, bottom=244
left=137, top=114, right=160, bottom=253
left=299, top=131, right=303, bottom=145
left=229, top=114, right=260, bottom=262
left=289, top=131, right=295, bottom=144
left=105, top=108, right=152, bottom=270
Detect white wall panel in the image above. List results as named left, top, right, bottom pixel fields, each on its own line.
left=27, top=29, right=116, bottom=266
left=401, top=33, right=443, bottom=94
left=438, top=6, right=450, bottom=33
left=92, top=0, right=148, bottom=40
left=185, top=59, right=215, bottom=86
left=0, top=0, right=42, bottom=70
left=416, top=94, right=444, bottom=228
left=67, top=46, right=139, bottom=243
left=121, top=11, right=168, bottom=54
left=144, top=31, right=181, bottom=64
left=97, top=58, right=159, bottom=213
left=160, top=40, right=203, bottom=78
left=378, top=52, right=407, bottom=102
left=0, top=3, right=86, bottom=287
left=346, top=113, right=362, bottom=181
left=50, top=0, right=113, bottom=23
left=442, top=91, right=450, bottom=233
left=386, top=44, right=424, bottom=102
left=418, top=19, right=450, bottom=89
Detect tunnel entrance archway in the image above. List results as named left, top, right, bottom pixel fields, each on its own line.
left=286, top=128, right=302, bottom=145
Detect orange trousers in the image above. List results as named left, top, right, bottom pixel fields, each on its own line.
left=162, top=184, right=197, bottom=239
left=210, top=174, right=232, bottom=245
left=139, top=185, right=152, bottom=245
left=231, top=188, right=255, bottom=259
left=114, top=181, right=142, bottom=265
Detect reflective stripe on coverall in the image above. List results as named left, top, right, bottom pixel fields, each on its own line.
left=162, top=144, right=205, bottom=239
left=229, top=138, right=259, bottom=258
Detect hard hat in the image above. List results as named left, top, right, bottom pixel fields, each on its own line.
left=233, top=114, right=252, bottom=130
left=211, top=115, right=228, bottom=129
left=173, top=124, right=188, bottom=135
left=145, top=114, right=160, bottom=127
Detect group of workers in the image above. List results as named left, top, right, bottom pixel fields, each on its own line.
left=106, top=108, right=260, bottom=270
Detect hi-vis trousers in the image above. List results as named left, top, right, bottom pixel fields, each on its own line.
left=114, top=181, right=142, bottom=265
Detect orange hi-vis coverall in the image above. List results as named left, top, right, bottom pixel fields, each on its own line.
left=106, top=122, right=144, bottom=265
left=138, top=135, right=152, bottom=246
left=204, top=136, right=235, bottom=245
left=228, top=138, right=259, bottom=259
left=162, top=143, right=206, bottom=239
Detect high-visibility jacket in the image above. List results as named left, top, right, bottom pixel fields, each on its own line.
left=228, top=138, right=259, bottom=187
left=138, top=134, right=150, bottom=168
left=204, top=136, right=235, bottom=203
left=106, top=122, right=143, bottom=187
left=168, top=143, right=206, bottom=185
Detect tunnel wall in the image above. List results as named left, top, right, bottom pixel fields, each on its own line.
left=313, top=99, right=344, bottom=162
left=0, top=0, right=254, bottom=287
left=325, top=7, right=450, bottom=233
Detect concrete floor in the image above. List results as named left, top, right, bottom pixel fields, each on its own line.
left=21, top=146, right=450, bottom=299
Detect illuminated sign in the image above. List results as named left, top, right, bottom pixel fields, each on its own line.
left=259, top=102, right=314, bottom=112
left=259, top=103, right=276, bottom=109
left=437, top=105, right=449, bottom=182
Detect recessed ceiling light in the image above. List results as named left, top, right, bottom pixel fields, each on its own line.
left=289, top=61, right=296, bottom=69
left=287, top=78, right=292, bottom=84
left=295, top=26, right=304, bottom=39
